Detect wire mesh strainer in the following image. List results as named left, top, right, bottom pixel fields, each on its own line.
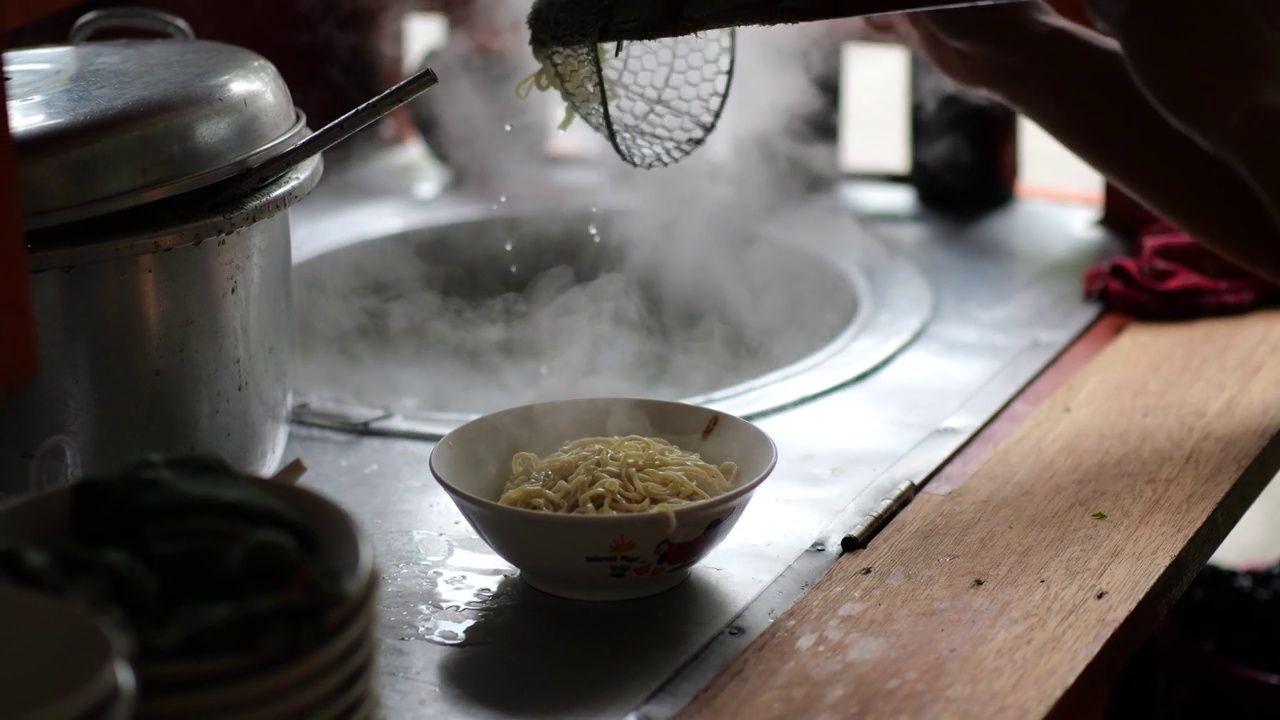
left=526, top=29, right=735, bottom=169
left=526, top=0, right=1030, bottom=169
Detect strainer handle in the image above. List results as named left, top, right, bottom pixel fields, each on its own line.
left=594, top=0, right=1032, bottom=43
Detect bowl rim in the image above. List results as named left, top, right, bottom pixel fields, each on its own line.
left=428, top=397, right=779, bottom=525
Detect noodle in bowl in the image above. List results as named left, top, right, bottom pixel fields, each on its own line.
left=500, top=435, right=738, bottom=531
left=430, top=398, right=777, bottom=601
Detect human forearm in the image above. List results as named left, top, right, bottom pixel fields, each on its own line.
left=983, top=20, right=1280, bottom=280
left=1231, top=101, right=1280, bottom=230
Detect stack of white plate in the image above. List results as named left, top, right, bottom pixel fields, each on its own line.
left=0, top=587, right=136, bottom=720
left=135, top=577, right=380, bottom=719
left=0, top=479, right=379, bottom=720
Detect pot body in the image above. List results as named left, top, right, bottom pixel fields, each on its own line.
left=0, top=213, right=293, bottom=497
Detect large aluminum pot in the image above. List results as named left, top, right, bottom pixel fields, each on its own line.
left=0, top=159, right=321, bottom=498
left=0, top=10, right=323, bottom=497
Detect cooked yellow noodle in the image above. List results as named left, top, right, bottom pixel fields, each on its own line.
left=514, top=46, right=615, bottom=131
left=498, top=435, right=737, bottom=532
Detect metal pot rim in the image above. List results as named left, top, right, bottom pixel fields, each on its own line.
left=7, top=8, right=305, bottom=228
left=21, top=111, right=312, bottom=232
left=26, top=155, right=323, bottom=273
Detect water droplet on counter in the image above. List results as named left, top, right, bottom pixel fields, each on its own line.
left=491, top=204, right=499, bottom=211
left=498, top=195, right=507, bottom=203
left=590, top=207, right=598, bottom=213
left=503, top=241, right=514, bottom=252
left=587, top=223, right=598, bottom=235
left=503, top=123, right=513, bottom=131
left=379, top=531, right=517, bottom=647
left=509, top=265, right=518, bottom=273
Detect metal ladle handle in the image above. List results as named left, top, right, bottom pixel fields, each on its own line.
left=226, top=64, right=440, bottom=196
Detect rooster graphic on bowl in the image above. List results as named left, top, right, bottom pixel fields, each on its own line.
left=654, top=511, right=735, bottom=570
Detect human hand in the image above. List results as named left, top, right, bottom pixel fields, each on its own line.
left=861, top=0, right=1280, bottom=283
left=856, top=2, right=1082, bottom=92
left=1085, top=0, right=1280, bottom=168
left=892, top=1, right=1080, bottom=92
left=903, top=0, right=1280, bottom=180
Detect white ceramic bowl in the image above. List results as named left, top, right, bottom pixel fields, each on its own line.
left=430, top=398, right=778, bottom=601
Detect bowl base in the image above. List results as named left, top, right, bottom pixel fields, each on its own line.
left=521, top=568, right=692, bottom=601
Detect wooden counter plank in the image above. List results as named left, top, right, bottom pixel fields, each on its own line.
left=684, top=311, right=1280, bottom=720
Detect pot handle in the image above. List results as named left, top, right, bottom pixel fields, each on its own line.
left=69, top=8, right=196, bottom=44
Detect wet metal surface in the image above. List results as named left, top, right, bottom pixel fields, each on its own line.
left=286, top=174, right=1119, bottom=719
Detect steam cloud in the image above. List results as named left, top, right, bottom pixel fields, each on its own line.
left=293, top=4, right=865, bottom=419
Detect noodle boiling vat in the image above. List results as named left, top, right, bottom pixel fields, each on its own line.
left=291, top=192, right=931, bottom=437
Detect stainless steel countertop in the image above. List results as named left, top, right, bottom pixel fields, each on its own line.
left=286, top=177, right=1120, bottom=719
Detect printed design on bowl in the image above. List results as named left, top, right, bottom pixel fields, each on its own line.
left=584, top=509, right=738, bottom=580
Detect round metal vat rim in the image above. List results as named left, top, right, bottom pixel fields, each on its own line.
left=289, top=195, right=934, bottom=440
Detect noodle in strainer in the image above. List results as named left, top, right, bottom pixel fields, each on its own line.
left=520, top=2, right=736, bottom=169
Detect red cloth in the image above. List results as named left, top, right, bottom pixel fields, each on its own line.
left=1083, top=223, right=1280, bottom=318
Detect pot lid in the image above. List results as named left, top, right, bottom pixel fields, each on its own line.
left=4, top=9, right=307, bottom=230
